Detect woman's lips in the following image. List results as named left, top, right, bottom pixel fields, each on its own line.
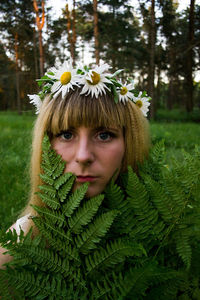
left=76, top=176, right=98, bottom=183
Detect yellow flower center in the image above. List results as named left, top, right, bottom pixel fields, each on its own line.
left=88, top=71, right=101, bottom=85
left=120, top=87, right=128, bottom=95
left=60, top=72, right=71, bottom=85
left=135, top=100, right=143, bottom=108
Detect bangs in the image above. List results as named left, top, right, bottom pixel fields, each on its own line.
left=47, top=88, right=126, bottom=135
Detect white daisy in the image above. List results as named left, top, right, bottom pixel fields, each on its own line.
left=132, top=91, right=151, bottom=117
left=46, top=58, right=80, bottom=99
left=117, top=82, right=134, bottom=104
left=79, top=63, right=112, bottom=98
left=28, top=94, right=42, bottom=114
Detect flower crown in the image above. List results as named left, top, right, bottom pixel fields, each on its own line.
left=28, top=57, right=151, bottom=116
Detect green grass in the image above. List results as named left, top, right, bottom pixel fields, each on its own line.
left=155, top=108, right=200, bottom=123
left=150, top=122, right=200, bottom=164
left=0, top=112, right=200, bottom=231
left=0, top=112, right=36, bottom=230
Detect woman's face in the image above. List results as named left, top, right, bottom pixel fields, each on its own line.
left=51, top=126, right=125, bottom=197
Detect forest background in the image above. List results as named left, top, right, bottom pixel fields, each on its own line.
left=0, top=0, right=200, bottom=120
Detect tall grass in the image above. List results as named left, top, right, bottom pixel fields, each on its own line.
left=150, top=121, right=200, bottom=164
left=0, top=112, right=35, bottom=230
left=0, top=112, right=199, bottom=230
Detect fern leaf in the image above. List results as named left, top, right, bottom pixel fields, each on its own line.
left=139, top=140, right=165, bottom=181
left=54, top=172, right=73, bottom=190
left=38, top=184, right=57, bottom=198
left=21, top=245, right=72, bottom=276
left=62, top=182, right=89, bottom=217
left=68, top=194, right=104, bottom=234
left=51, top=160, right=66, bottom=180
left=105, top=178, right=125, bottom=209
left=175, top=233, right=192, bottom=269
left=31, top=205, right=65, bottom=228
left=36, top=192, right=60, bottom=210
left=41, top=136, right=66, bottom=180
left=126, top=166, right=160, bottom=241
left=86, top=239, right=146, bottom=274
left=58, top=175, right=75, bottom=203
left=126, top=166, right=149, bottom=211
left=39, top=173, right=54, bottom=186
left=163, top=172, right=187, bottom=216
left=144, top=175, right=173, bottom=222
left=33, top=217, right=72, bottom=243
left=75, top=211, right=118, bottom=254
left=90, top=271, right=125, bottom=300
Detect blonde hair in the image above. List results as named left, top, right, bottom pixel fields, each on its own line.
left=23, top=88, right=150, bottom=218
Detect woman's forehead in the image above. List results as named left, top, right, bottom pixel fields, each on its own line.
left=62, top=125, right=122, bottom=131
left=49, top=92, right=126, bottom=134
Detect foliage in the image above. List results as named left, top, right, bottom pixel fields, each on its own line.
left=0, top=44, right=16, bottom=110
left=0, top=135, right=200, bottom=299
left=155, top=108, right=200, bottom=123
left=0, top=1, right=200, bottom=113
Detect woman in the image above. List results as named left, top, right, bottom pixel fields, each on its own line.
left=0, top=58, right=150, bottom=269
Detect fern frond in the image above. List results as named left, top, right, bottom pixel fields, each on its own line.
left=0, top=269, right=47, bottom=298
left=39, top=173, right=54, bottom=185
left=175, top=232, right=192, bottom=269
left=38, top=184, right=57, bottom=198
left=86, top=239, right=145, bottom=274
left=51, top=159, right=66, bottom=180
left=126, top=166, right=148, bottom=207
left=41, top=135, right=66, bottom=180
left=105, top=178, right=125, bottom=209
left=0, top=228, right=19, bottom=248
left=126, top=166, right=159, bottom=240
left=54, top=172, right=73, bottom=190
left=90, top=271, right=126, bottom=300
left=105, top=179, right=134, bottom=234
left=33, top=217, right=72, bottom=243
left=68, top=195, right=104, bottom=234
left=36, top=192, right=60, bottom=210
left=144, top=175, right=173, bottom=222
left=163, top=172, right=187, bottom=216
left=28, top=249, right=71, bottom=277
left=58, top=175, right=75, bottom=203
left=63, top=182, right=89, bottom=217
left=75, top=211, right=118, bottom=254
left=139, top=140, right=165, bottom=181
left=41, top=153, right=65, bottom=180
left=31, top=205, right=65, bottom=228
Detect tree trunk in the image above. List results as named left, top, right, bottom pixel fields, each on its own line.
left=148, top=0, right=156, bottom=119
left=93, top=0, right=99, bottom=64
left=167, top=46, right=175, bottom=110
left=185, top=0, right=195, bottom=112
left=38, top=29, right=44, bottom=76
left=33, top=28, right=39, bottom=79
left=72, top=0, right=76, bottom=65
left=65, top=4, right=73, bottom=60
left=156, top=66, right=161, bottom=106
left=15, top=32, right=21, bottom=115
left=33, top=0, right=45, bottom=77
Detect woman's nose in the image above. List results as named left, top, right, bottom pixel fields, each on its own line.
left=75, top=137, right=94, bottom=165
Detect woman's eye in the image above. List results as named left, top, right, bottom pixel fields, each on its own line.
left=97, top=132, right=113, bottom=141
left=61, top=131, right=73, bottom=140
